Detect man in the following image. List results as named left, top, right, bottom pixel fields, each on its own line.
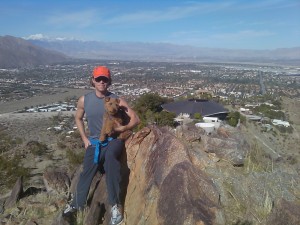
left=63, top=66, right=140, bottom=225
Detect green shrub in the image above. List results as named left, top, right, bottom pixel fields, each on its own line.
left=0, top=130, right=22, bottom=154
left=154, top=111, right=176, bottom=127
left=226, top=111, right=241, bottom=127
left=0, top=155, right=30, bottom=189
left=233, top=220, right=253, bottom=225
left=66, top=149, right=84, bottom=167
left=244, top=143, right=274, bottom=173
left=27, top=141, right=48, bottom=156
left=57, top=141, right=67, bottom=149
left=193, top=112, right=202, bottom=120
left=133, top=93, right=172, bottom=129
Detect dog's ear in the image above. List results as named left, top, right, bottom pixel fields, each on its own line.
left=105, top=97, right=110, bottom=102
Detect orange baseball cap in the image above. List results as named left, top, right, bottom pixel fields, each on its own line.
left=93, top=66, right=111, bottom=79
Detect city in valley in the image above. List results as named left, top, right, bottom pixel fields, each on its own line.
left=0, top=60, right=300, bottom=224
left=0, top=60, right=299, bottom=105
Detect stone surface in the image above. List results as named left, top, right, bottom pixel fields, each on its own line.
left=123, top=125, right=224, bottom=225
left=84, top=173, right=107, bottom=225
left=43, top=169, right=70, bottom=194
left=4, top=177, right=23, bottom=209
left=267, top=198, right=300, bottom=224
left=201, top=126, right=250, bottom=166
left=175, top=123, right=203, bottom=143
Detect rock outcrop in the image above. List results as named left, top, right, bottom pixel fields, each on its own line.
left=201, top=126, right=250, bottom=166
left=43, top=169, right=70, bottom=194
left=1, top=124, right=300, bottom=225
left=4, top=177, right=23, bottom=209
left=122, top=125, right=223, bottom=225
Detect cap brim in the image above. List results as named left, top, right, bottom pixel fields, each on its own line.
left=93, top=74, right=110, bottom=79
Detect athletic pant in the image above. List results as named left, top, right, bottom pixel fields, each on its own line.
left=71, top=139, right=124, bottom=209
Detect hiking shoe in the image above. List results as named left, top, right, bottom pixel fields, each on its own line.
left=110, top=204, right=123, bottom=225
left=62, top=203, right=77, bottom=217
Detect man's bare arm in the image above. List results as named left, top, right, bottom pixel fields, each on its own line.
left=114, top=98, right=140, bottom=132
left=75, top=96, right=90, bottom=149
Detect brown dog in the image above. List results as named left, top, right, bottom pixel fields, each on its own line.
left=100, top=97, right=132, bottom=142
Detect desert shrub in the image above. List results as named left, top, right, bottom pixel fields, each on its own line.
left=154, top=111, right=176, bottom=127
left=193, top=112, right=203, bottom=120
left=286, top=155, right=298, bottom=165
left=51, top=113, right=64, bottom=125
left=133, top=93, right=172, bottom=129
left=0, top=129, right=22, bottom=153
left=66, top=149, right=84, bottom=167
left=233, top=220, right=253, bottom=225
left=27, top=141, right=48, bottom=156
left=0, top=155, right=30, bottom=189
left=240, top=114, right=247, bottom=125
left=226, top=111, right=241, bottom=127
left=276, top=125, right=293, bottom=134
left=71, top=130, right=81, bottom=139
left=57, top=141, right=67, bottom=149
left=244, top=143, right=273, bottom=173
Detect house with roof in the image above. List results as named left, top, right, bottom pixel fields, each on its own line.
left=161, top=99, right=229, bottom=120
left=272, top=119, right=290, bottom=127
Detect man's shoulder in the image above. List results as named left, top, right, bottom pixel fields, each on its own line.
left=84, top=91, right=95, bottom=97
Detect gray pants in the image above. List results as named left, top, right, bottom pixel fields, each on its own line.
left=71, top=139, right=124, bottom=209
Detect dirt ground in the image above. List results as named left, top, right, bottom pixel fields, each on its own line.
left=0, top=88, right=91, bottom=114
left=242, top=96, right=300, bottom=170
left=0, top=111, right=75, bottom=143
left=281, top=96, right=300, bottom=135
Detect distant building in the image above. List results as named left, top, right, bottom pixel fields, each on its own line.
left=239, top=107, right=252, bottom=115
left=272, top=119, right=290, bottom=127
left=203, top=117, right=219, bottom=123
left=162, top=99, right=229, bottom=120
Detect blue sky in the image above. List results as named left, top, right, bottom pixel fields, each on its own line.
left=0, top=0, right=299, bottom=50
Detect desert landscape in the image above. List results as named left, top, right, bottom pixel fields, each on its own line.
left=0, top=90, right=299, bottom=224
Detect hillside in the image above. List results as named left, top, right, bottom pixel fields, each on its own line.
left=0, top=95, right=299, bottom=224
left=0, top=113, right=299, bottom=224
left=0, top=36, right=70, bottom=68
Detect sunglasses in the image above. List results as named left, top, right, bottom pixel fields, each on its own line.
left=94, top=76, right=109, bottom=83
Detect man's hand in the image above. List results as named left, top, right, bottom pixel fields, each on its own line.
left=83, top=138, right=91, bottom=149
left=114, top=125, right=127, bottom=133
left=113, top=120, right=127, bottom=133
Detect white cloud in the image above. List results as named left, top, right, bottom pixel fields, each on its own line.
left=47, top=10, right=98, bottom=28
left=102, top=0, right=298, bottom=26
left=104, top=2, right=234, bottom=25
left=212, top=30, right=275, bottom=40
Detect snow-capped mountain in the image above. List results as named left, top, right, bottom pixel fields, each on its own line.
left=23, top=34, right=300, bottom=65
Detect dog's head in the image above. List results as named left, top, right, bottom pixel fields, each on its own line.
left=104, top=97, right=120, bottom=115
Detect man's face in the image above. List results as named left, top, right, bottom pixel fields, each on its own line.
left=93, top=76, right=109, bottom=91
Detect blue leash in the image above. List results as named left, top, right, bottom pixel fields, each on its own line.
left=89, top=137, right=114, bottom=164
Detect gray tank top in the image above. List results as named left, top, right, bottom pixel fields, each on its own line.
left=84, top=91, right=117, bottom=139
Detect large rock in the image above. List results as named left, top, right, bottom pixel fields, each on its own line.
left=267, top=198, right=300, bottom=224
left=124, top=125, right=224, bottom=225
left=4, top=177, right=23, bottom=209
left=175, top=123, right=203, bottom=143
left=43, top=169, right=70, bottom=194
left=201, top=126, right=250, bottom=166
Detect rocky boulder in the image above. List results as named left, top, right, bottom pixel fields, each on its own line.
left=43, top=169, right=70, bottom=194
left=201, top=126, right=250, bottom=166
left=124, top=125, right=224, bottom=225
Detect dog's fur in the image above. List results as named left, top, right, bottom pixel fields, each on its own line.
left=100, top=97, right=132, bottom=142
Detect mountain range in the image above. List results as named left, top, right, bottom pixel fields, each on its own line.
left=0, top=35, right=300, bottom=68
left=26, top=36, right=300, bottom=65
left=0, top=36, right=69, bottom=68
